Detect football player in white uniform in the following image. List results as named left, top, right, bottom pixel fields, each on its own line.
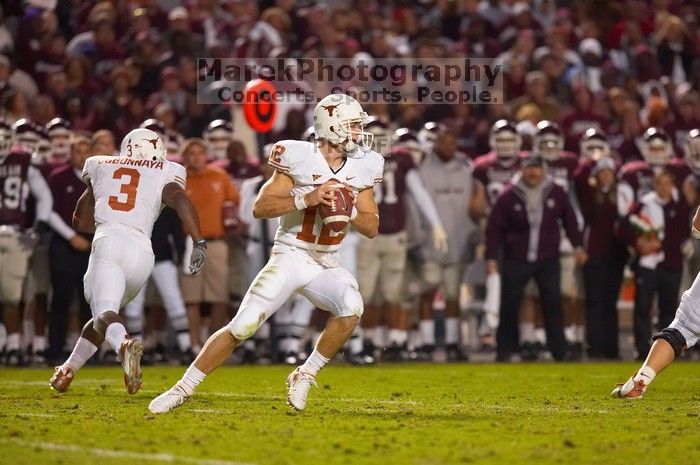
left=150, top=93, right=384, bottom=413
left=49, top=128, right=205, bottom=395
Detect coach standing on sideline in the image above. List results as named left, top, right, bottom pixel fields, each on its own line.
left=180, top=138, right=239, bottom=353
left=485, top=154, right=586, bottom=362
left=46, top=136, right=92, bottom=363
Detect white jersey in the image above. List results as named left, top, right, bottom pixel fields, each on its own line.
left=82, top=155, right=186, bottom=245
left=267, top=140, right=384, bottom=253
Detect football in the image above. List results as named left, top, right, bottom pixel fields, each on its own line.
left=318, top=179, right=354, bottom=232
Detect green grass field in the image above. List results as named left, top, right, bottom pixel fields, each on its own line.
left=1, top=363, right=699, bottom=465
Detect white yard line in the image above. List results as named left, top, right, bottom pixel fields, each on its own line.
left=0, top=438, right=254, bottom=465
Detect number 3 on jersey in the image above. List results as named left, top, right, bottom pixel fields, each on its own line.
left=109, top=167, right=140, bottom=211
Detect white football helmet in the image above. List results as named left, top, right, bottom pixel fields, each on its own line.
left=580, top=128, right=611, bottom=161
left=533, top=120, right=564, bottom=161
left=489, top=120, right=521, bottom=158
left=204, top=119, right=233, bottom=160
left=684, top=129, right=700, bottom=173
left=313, top=94, right=373, bottom=157
left=46, top=117, right=73, bottom=161
left=640, top=127, right=672, bottom=166
left=120, top=128, right=167, bottom=161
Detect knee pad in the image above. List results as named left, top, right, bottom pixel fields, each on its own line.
left=652, top=328, right=687, bottom=357
left=227, top=295, right=268, bottom=341
left=339, top=284, right=364, bottom=319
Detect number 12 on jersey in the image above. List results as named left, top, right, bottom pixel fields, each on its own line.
left=296, top=207, right=344, bottom=245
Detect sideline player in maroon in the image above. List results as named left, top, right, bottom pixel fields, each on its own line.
left=0, top=118, right=53, bottom=365
left=357, top=127, right=447, bottom=361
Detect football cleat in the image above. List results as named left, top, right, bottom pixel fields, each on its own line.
left=286, top=367, right=317, bottom=411
left=611, top=372, right=648, bottom=399
left=119, top=339, right=144, bottom=395
left=49, top=365, right=74, bottom=392
left=148, top=384, right=190, bottom=414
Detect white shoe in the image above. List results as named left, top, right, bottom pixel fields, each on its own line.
left=119, top=338, right=144, bottom=395
left=149, top=384, right=190, bottom=413
left=286, top=366, right=317, bottom=411
left=611, top=372, right=648, bottom=399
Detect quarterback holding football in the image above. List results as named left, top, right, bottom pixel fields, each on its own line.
left=150, top=93, right=384, bottom=413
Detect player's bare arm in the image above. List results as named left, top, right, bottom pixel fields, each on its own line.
left=350, top=187, right=379, bottom=239
left=469, top=181, right=487, bottom=219
left=162, top=182, right=203, bottom=242
left=72, top=182, right=96, bottom=234
left=253, top=171, right=337, bottom=219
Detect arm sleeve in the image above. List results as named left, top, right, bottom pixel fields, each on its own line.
left=165, top=163, right=187, bottom=189
left=405, top=169, right=442, bottom=228
left=81, top=157, right=94, bottom=183
left=27, top=165, right=53, bottom=222
left=238, top=180, right=256, bottom=226
left=48, top=211, right=75, bottom=240
left=561, top=189, right=583, bottom=248
left=267, top=141, right=295, bottom=174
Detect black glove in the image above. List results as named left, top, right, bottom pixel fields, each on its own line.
left=189, top=239, right=207, bottom=275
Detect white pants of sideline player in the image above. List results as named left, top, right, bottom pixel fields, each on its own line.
left=227, top=243, right=363, bottom=341
left=668, top=269, right=700, bottom=347
left=84, top=226, right=155, bottom=317
left=123, top=260, right=189, bottom=334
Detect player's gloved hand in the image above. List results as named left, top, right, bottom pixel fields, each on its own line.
left=189, top=239, right=207, bottom=275
left=432, top=224, right=449, bottom=254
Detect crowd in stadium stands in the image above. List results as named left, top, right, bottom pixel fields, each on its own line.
left=0, top=0, right=699, bottom=366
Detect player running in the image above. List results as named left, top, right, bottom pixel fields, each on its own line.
left=49, top=128, right=205, bottom=394
left=149, top=93, right=384, bottom=413
left=611, top=128, right=700, bottom=399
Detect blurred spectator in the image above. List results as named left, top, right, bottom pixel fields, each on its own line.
left=1, top=88, right=29, bottom=124
left=46, top=135, right=91, bottom=363
left=485, top=154, right=585, bottom=362
left=91, top=129, right=116, bottom=156
left=179, top=138, right=239, bottom=352
left=510, top=71, right=560, bottom=122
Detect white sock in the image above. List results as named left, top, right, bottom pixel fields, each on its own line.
left=104, top=323, right=128, bottom=353
left=349, top=327, right=363, bottom=355
left=178, top=364, right=206, bottom=396
left=520, top=323, right=535, bottom=343
left=376, top=326, right=388, bottom=348
left=176, top=332, right=191, bottom=352
left=0, top=323, right=6, bottom=351
left=300, top=349, right=329, bottom=377
left=33, top=336, right=46, bottom=353
left=7, top=333, right=20, bottom=351
left=445, top=318, right=460, bottom=345
left=408, top=329, right=420, bottom=351
left=564, top=325, right=576, bottom=343
left=534, top=328, right=546, bottom=344
left=634, top=366, right=657, bottom=386
left=419, top=320, right=435, bottom=346
left=388, top=329, right=407, bottom=345
left=575, top=324, right=585, bottom=342
left=64, top=337, right=98, bottom=372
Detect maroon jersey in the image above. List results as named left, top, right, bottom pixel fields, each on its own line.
left=619, top=158, right=690, bottom=201
left=0, top=150, right=32, bottom=229
left=543, top=151, right=579, bottom=192
left=377, top=148, right=415, bottom=235
left=473, top=151, right=521, bottom=206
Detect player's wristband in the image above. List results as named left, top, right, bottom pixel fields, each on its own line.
left=294, top=194, right=307, bottom=211
left=693, top=225, right=700, bottom=239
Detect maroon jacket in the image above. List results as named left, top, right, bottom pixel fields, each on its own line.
left=48, top=165, right=86, bottom=229
left=485, top=179, right=583, bottom=263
